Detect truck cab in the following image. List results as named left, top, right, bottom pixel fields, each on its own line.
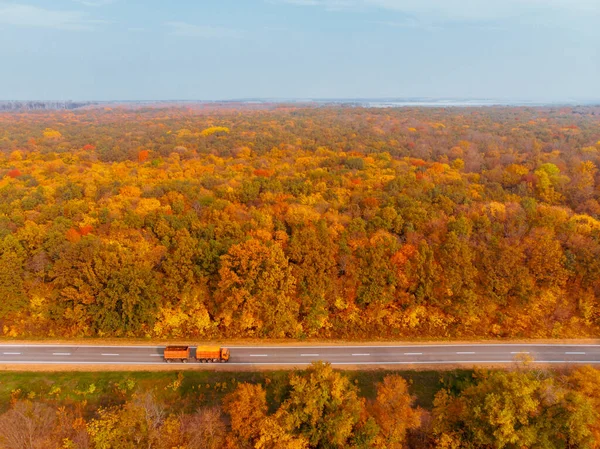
left=220, top=347, right=230, bottom=362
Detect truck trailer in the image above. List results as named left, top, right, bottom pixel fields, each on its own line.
left=163, top=345, right=230, bottom=363
left=163, top=346, right=191, bottom=363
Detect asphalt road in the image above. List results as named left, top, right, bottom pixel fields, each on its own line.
left=0, top=344, right=599, bottom=366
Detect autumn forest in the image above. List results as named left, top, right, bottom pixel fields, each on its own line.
left=4, top=362, right=600, bottom=448
left=1, top=105, right=600, bottom=339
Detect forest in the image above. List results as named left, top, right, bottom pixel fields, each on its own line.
left=0, top=105, right=599, bottom=339
left=1, top=362, right=600, bottom=448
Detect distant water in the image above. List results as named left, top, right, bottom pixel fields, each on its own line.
left=278, top=98, right=599, bottom=108
left=365, top=100, right=510, bottom=107
left=22, top=98, right=592, bottom=109
left=305, top=98, right=565, bottom=108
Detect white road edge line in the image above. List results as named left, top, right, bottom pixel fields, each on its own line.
left=300, top=354, right=320, bottom=357
left=352, top=353, right=370, bottom=356
left=0, top=344, right=599, bottom=351
left=227, top=344, right=600, bottom=349
left=1, top=344, right=600, bottom=349
left=2, top=360, right=600, bottom=365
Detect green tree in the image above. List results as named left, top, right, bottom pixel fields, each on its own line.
left=278, top=362, right=370, bottom=448
left=437, top=231, right=478, bottom=316
left=476, top=238, right=533, bottom=308
left=87, top=393, right=168, bottom=449
left=51, top=237, right=160, bottom=335
left=287, top=221, right=337, bottom=335
left=432, top=370, right=595, bottom=449
left=160, top=228, right=200, bottom=302
left=355, top=231, right=399, bottom=307
left=0, top=250, right=27, bottom=319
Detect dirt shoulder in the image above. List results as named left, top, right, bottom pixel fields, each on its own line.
left=1, top=338, right=600, bottom=346
left=0, top=361, right=581, bottom=372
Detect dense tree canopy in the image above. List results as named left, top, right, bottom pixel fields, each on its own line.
left=0, top=105, right=599, bottom=338
left=432, top=368, right=598, bottom=448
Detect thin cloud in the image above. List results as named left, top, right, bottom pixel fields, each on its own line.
left=270, top=0, right=599, bottom=21
left=373, top=18, right=442, bottom=32
left=0, top=2, right=105, bottom=30
left=72, top=0, right=117, bottom=6
left=272, top=0, right=355, bottom=9
left=166, top=21, right=243, bottom=39
left=272, top=0, right=321, bottom=4
left=366, top=0, right=599, bottom=21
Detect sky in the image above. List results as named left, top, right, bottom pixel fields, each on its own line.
left=0, top=0, right=599, bottom=101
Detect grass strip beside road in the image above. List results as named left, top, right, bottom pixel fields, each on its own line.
left=0, top=369, right=475, bottom=415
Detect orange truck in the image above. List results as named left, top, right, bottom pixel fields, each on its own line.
left=163, top=345, right=230, bottom=363
left=195, top=346, right=230, bottom=363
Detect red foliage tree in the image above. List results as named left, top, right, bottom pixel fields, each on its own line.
left=65, top=228, right=81, bottom=243
left=79, top=225, right=93, bottom=236
left=138, top=150, right=150, bottom=163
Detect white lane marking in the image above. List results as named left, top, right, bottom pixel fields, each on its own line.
left=149, top=354, right=162, bottom=357
left=456, top=352, right=475, bottom=355
left=101, top=353, right=119, bottom=356
left=301, top=354, right=320, bottom=357
left=352, top=353, right=371, bottom=356
left=52, top=353, right=71, bottom=356
left=511, top=351, right=530, bottom=354
left=3, top=352, right=21, bottom=355
left=566, top=352, right=586, bottom=355
left=404, top=352, right=423, bottom=356
left=3, top=360, right=600, bottom=366
left=249, top=354, right=268, bottom=357
left=0, top=345, right=162, bottom=348
left=228, top=344, right=600, bottom=348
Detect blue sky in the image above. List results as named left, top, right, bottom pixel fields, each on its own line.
left=0, top=0, right=599, bottom=101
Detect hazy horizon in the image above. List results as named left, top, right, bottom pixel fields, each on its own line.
left=2, top=97, right=599, bottom=105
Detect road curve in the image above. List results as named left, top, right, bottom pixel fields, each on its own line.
left=0, top=344, right=599, bottom=366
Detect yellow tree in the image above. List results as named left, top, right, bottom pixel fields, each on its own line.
left=370, top=375, right=421, bottom=448
left=277, top=362, right=373, bottom=448
left=216, top=238, right=299, bottom=337
left=569, top=366, right=600, bottom=447
left=223, top=383, right=268, bottom=447
left=432, top=370, right=595, bottom=449
left=255, top=415, right=309, bottom=449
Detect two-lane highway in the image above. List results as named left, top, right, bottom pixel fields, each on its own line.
left=0, top=344, right=599, bottom=366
